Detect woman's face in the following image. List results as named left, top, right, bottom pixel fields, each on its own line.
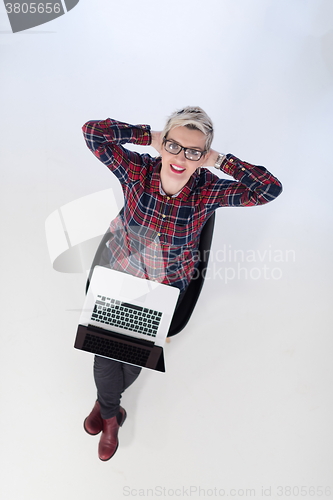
left=160, top=126, right=207, bottom=196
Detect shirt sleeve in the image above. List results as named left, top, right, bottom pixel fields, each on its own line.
left=82, top=118, right=152, bottom=184
left=201, top=154, right=283, bottom=208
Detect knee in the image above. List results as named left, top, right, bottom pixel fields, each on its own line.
left=94, top=355, right=121, bottom=375
left=123, top=364, right=142, bottom=379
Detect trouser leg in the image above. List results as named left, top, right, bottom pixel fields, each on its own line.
left=93, top=355, right=142, bottom=419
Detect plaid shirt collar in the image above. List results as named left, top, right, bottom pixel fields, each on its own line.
left=149, top=158, right=199, bottom=201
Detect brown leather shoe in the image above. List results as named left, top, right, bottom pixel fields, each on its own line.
left=98, top=407, right=127, bottom=461
left=84, top=401, right=103, bottom=435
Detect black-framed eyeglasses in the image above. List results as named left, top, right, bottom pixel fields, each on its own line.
left=163, top=139, right=206, bottom=161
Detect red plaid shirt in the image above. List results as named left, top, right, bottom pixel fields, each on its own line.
left=82, top=119, right=282, bottom=292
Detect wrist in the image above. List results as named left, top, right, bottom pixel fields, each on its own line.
left=214, top=153, right=226, bottom=170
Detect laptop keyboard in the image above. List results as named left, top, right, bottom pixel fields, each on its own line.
left=91, top=296, right=162, bottom=338
left=82, top=333, right=151, bottom=366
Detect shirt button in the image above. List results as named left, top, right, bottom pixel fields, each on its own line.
left=166, top=196, right=170, bottom=200
left=162, top=214, right=166, bottom=218
left=241, top=167, right=245, bottom=171
left=157, top=233, right=161, bottom=236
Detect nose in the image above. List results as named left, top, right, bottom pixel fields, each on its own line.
left=176, top=148, right=187, bottom=161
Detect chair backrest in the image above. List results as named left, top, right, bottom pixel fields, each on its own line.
left=85, top=229, right=114, bottom=294
left=86, top=211, right=216, bottom=336
left=167, top=212, right=215, bottom=336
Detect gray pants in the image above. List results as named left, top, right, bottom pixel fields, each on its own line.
left=94, top=356, right=142, bottom=419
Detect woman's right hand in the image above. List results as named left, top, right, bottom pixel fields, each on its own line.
left=150, top=131, right=163, bottom=155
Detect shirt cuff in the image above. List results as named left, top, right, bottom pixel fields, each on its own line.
left=132, top=124, right=152, bottom=146
left=220, top=154, right=247, bottom=177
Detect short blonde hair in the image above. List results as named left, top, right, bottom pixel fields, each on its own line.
left=162, top=106, right=214, bottom=151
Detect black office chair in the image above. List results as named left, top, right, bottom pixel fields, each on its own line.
left=86, top=211, right=215, bottom=337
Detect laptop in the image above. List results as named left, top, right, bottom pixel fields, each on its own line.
left=74, top=266, right=180, bottom=372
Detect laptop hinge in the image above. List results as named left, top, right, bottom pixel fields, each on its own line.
left=86, top=323, right=155, bottom=347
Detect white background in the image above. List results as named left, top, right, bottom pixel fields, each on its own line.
left=0, top=1, right=332, bottom=499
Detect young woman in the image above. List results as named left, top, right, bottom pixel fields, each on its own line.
left=81, top=106, right=282, bottom=461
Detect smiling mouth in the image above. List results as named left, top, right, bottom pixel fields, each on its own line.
left=170, top=164, right=186, bottom=174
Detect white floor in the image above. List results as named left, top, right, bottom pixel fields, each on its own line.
left=1, top=1, right=333, bottom=499
left=1, top=206, right=332, bottom=499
